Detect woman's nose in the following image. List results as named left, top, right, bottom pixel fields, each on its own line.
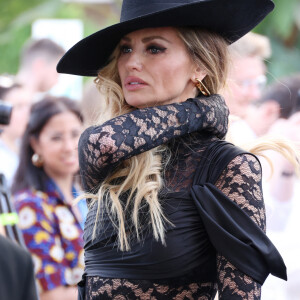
left=125, top=51, right=143, bottom=71
left=63, top=137, right=77, bottom=151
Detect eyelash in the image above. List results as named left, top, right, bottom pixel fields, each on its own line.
left=147, top=45, right=166, bottom=54
left=120, top=44, right=167, bottom=55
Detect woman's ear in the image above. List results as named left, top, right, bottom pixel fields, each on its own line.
left=191, top=66, right=207, bottom=83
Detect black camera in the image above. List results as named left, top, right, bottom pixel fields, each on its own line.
left=0, top=100, right=12, bottom=125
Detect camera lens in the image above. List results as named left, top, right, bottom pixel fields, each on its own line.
left=0, top=100, right=13, bottom=125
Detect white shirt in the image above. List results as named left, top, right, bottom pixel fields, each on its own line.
left=262, top=182, right=300, bottom=300
left=0, top=139, right=19, bottom=188
left=226, top=116, right=257, bottom=146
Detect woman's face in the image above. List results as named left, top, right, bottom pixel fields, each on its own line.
left=117, top=27, right=203, bottom=108
left=31, top=111, right=82, bottom=180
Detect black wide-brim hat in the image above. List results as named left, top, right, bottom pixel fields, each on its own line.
left=57, top=0, right=274, bottom=76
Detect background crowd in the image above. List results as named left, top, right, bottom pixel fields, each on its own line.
left=0, top=1, right=299, bottom=299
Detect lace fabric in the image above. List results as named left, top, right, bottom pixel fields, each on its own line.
left=85, top=277, right=217, bottom=300
left=215, top=154, right=264, bottom=300
left=79, top=96, right=264, bottom=299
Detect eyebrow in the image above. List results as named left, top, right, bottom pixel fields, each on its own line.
left=121, top=36, right=171, bottom=43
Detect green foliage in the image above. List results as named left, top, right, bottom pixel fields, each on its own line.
left=254, top=0, right=300, bottom=80
left=255, top=0, right=299, bottom=38
left=266, top=38, right=300, bottom=82
left=269, top=0, right=299, bottom=38
left=0, top=0, right=48, bottom=31
left=0, top=0, right=95, bottom=74
left=0, top=25, right=31, bottom=74
left=0, top=0, right=63, bottom=74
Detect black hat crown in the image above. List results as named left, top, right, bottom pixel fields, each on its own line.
left=121, top=0, right=199, bottom=22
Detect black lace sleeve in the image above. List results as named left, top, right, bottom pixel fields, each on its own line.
left=215, top=154, right=264, bottom=299
left=78, top=94, right=228, bottom=190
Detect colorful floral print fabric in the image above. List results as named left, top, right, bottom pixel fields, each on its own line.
left=14, top=179, right=85, bottom=293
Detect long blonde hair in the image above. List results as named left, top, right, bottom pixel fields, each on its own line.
left=83, top=28, right=230, bottom=251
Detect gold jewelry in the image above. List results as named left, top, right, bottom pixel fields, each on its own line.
left=195, top=78, right=211, bottom=96
left=32, top=153, right=43, bottom=168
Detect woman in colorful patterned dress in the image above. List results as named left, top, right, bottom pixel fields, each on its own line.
left=12, top=96, right=86, bottom=300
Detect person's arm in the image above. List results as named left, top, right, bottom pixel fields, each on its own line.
left=0, top=224, right=5, bottom=236
left=40, top=286, right=77, bottom=300
left=79, top=94, right=229, bottom=189
left=214, top=154, right=264, bottom=299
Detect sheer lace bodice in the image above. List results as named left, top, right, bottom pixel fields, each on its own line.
left=79, top=95, right=265, bottom=299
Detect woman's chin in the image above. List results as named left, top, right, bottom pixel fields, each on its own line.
left=125, top=100, right=151, bottom=109
left=125, top=98, right=161, bottom=109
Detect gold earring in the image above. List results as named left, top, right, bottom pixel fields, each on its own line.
left=195, top=78, right=211, bottom=96
left=32, top=153, right=43, bottom=168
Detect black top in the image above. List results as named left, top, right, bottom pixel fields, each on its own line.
left=78, top=95, right=286, bottom=299
left=83, top=188, right=217, bottom=281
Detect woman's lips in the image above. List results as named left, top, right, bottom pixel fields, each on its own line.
left=62, top=157, right=77, bottom=166
left=124, top=76, right=147, bottom=91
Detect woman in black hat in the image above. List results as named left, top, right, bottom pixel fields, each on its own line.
left=57, top=0, right=287, bottom=299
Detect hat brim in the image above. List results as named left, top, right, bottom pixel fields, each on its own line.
left=57, top=0, right=274, bottom=76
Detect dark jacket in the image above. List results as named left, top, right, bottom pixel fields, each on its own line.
left=0, top=235, right=38, bottom=300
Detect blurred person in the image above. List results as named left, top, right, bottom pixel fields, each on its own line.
left=224, top=31, right=271, bottom=117
left=224, top=32, right=271, bottom=145
left=0, top=233, right=38, bottom=300
left=247, top=75, right=300, bottom=299
left=0, top=79, right=33, bottom=187
left=244, top=73, right=300, bottom=137
left=260, top=111, right=300, bottom=300
left=16, top=38, right=65, bottom=98
left=12, top=96, right=86, bottom=300
left=262, top=114, right=300, bottom=228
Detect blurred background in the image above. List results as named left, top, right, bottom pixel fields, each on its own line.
left=0, top=0, right=299, bottom=100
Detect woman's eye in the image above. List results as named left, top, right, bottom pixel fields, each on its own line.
left=51, top=136, right=62, bottom=141
left=147, top=46, right=166, bottom=54
left=120, top=45, right=132, bottom=54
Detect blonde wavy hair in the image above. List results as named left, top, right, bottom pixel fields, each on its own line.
left=83, top=28, right=229, bottom=251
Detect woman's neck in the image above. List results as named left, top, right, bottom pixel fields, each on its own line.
left=49, top=173, right=74, bottom=204
left=168, top=131, right=212, bottom=153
